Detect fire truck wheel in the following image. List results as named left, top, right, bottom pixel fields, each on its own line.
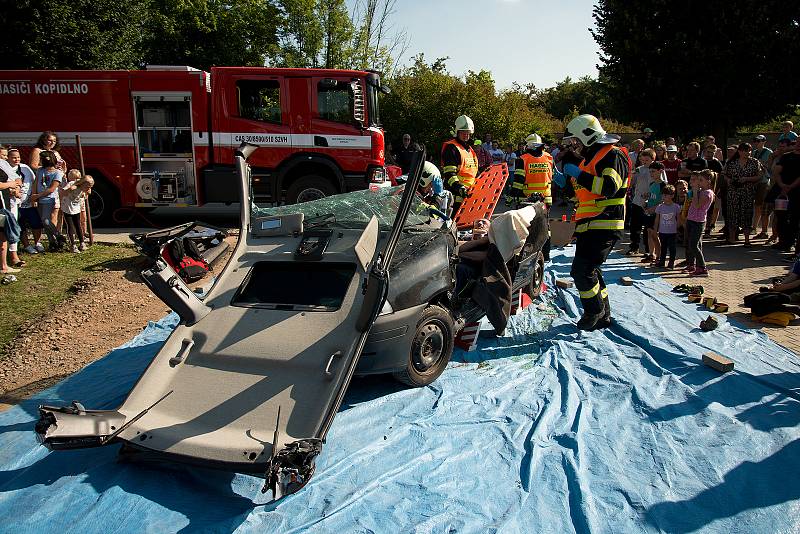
left=286, top=175, right=337, bottom=204
left=87, top=178, right=120, bottom=226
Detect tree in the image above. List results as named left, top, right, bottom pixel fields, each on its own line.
left=1, top=0, right=148, bottom=69
left=592, top=0, right=800, bottom=140
left=144, top=0, right=280, bottom=69
left=349, top=0, right=408, bottom=74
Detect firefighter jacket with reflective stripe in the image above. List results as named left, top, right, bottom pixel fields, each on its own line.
left=441, top=139, right=479, bottom=190
left=512, top=150, right=554, bottom=203
left=568, top=144, right=630, bottom=233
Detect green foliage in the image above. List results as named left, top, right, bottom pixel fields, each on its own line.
left=1, top=0, right=148, bottom=69
left=144, top=0, right=280, bottom=69
left=592, top=0, right=800, bottom=138
left=381, top=55, right=564, bottom=151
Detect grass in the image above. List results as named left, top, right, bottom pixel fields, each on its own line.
left=0, top=244, right=141, bottom=359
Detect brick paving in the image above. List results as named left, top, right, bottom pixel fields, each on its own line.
left=617, top=224, right=800, bottom=355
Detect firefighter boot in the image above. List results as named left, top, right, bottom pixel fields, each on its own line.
left=577, top=311, right=605, bottom=331
left=591, top=297, right=613, bottom=330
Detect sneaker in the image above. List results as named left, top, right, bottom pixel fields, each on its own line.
left=24, top=245, right=38, bottom=255
left=35, top=242, right=45, bottom=252
left=690, top=267, right=709, bottom=277
left=675, top=260, right=688, bottom=268
left=72, top=244, right=80, bottom=253
left=667, top=261, right=675, bottom=270
left=681, top=265, right=696, bottom=273
left=79, top=242, right=87, bottom=251
left=625, top=248, right=637, bottom=256
left=653, top=261, right=665, bottom=268
left=640, top=255, right=653, bottom=263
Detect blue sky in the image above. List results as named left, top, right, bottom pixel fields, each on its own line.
left=384, top=0, right=600, bottom=90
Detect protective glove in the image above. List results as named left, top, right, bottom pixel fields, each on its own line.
left=563, top=163, right=581, bottom=178
left=552, top=170, right=567, bottom=188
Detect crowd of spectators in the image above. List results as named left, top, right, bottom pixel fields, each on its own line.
left=1, top=131, right=93, bottom=281
left=391, top=120, right=800, bottom=280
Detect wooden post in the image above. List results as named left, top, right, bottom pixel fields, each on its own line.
left=76, top=135, right=94, bottom=245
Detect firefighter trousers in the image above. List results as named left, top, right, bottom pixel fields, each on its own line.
left=570, top=231, right=618, bottom=316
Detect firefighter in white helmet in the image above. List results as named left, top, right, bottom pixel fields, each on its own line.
left=510, top=133, right=555, bottom=205
left=441, top=115, right=479, bottom=213
left=560, top=114, right=631, bottom=330
left=418, top=160, right=452, bottom=216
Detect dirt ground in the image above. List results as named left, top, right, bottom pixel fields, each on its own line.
left=0, top=235, right=237, bottom=411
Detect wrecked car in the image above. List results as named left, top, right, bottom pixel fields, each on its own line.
left=35, top=145, right=549, bottom=501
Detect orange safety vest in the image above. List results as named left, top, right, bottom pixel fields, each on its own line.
left=441, top=139, right=479, bottom=188
left=520, top=152, right=554, bottom=203
left=571, top=144, right=629, bottom=227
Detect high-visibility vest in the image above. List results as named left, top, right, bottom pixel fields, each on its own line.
left=441, top=139, right=479, bottom=188
left=520, top=152, right=554, bottom=203
left=571, top=144, right=629, bottom=231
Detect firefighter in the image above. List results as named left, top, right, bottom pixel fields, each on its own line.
left=441, top=115, right=479, bottom=214
left=510, top=133, right=554, bottom=206
left=510, top=133, right=557, bottom=259
left=419, top=160, right=452, bottom=216
left=561, top=114, right=630, bottom=330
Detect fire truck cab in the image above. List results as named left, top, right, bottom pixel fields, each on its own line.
left=0, top=66, right=389, bottom=224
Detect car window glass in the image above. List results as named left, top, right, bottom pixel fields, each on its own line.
left=237, top=80, right=281, bottom=124
left=254, top=186, right=431, bottom=230
left=318, top=82, right=353, bottom=124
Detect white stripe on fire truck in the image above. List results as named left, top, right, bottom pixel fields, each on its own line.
left=0, top=131, right=134, bottom=146
left=0, top=131, right=372, bottom=150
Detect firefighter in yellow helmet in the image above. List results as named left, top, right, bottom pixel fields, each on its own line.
left=561, top=114, right=631, bottom=330
left=441, top=115, right=479, bottom=213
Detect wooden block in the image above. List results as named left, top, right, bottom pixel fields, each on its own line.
left=703, top=296, right=717, bottom=309
left=702, top=352, right=734, bottom=373
left=714, top=303, right=729, bottom=313
left=620, top=276, right=634, bottom=286
left=556, top=279, right=573, bottom=289
left=687, top=294, right=702, bottom=303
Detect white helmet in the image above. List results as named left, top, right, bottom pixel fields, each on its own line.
left=420, top=161, right=441, bottom=188
left=563, top=114, right=620, bottom=146
left=525, top=133, right=543, bottom=148
left=454, top=115, right=475, bottom=134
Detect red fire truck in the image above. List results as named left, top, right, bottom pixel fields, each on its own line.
left=0, top=66, right=389, bottom=223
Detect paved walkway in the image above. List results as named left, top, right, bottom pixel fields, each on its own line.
left=617, top=225, right=800, bottom=354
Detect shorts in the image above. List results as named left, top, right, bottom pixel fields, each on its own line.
left=18, top=206, right=43, bottom=230
left=644, top=213, right=657, bottom=229
left=754, top=181, right=769, bottom=205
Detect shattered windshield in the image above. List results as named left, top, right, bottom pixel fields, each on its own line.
left=253, top=186, right=433, bottom=230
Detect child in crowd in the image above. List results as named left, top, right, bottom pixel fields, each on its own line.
left=61, top=170, right=93, bottom=252
left=6, top=149, right=44, bottom=254
left=654, top=184, right=681, bottom=268
left=628, top=148, right=662, bottom=256
left=675, top=179, right=689, bottom=244
left=29, top=151, right=66, bottom=251
left=685, top=169, right=716, bottom=277
left=643, top=161, right=666, bottom=264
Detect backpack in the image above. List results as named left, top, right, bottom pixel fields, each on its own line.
left=166, top=237, right=209, bottom=283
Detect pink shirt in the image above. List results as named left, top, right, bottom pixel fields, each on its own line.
left=687, top=189, right=715, bottom=222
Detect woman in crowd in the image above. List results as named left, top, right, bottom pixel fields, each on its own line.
left=723, top=142, right=763, bottom=246
left=654, top=144, right=667, bottom=162
left=30, top=131, right=67, bottom=232
left=29, top=151, right=66, bottom=251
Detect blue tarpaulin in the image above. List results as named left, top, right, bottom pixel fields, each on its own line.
left=1, top=248, right=799, bottom=533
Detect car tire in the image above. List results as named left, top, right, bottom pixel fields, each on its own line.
left=286, top=175, right=337, bottom=204
left=393, top=305, right=454, bottom=387
left=525, top=251, right=545, bottom=299
left=86, top=177, right=120, bottom=227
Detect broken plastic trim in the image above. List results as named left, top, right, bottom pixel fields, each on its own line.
left=264, top=438, right=323, bottom=499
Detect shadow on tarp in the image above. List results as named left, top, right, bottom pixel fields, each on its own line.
left=645, top=438, right=800, bottom=533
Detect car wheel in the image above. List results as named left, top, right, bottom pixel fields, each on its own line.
left=525, top=251, right=545, bottom=298
left=393, top=305, right=454, bottom=387
left=286, top=175, right=337, bottom=204
left=87, top=177, right=120, bottom=227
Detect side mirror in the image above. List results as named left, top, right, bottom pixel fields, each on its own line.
left=320, top=78, right=339, bottom=89
left=379, top=85, right=391, bottom=95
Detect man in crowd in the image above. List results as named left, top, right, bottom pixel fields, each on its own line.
left=441, top=115, right=479, bottom=214
left=394, top=133, right=418, bottom=174
left=473, top=139, right=493, bottom=172
left=561, top=114, right=630, bottom=330
left=630, top=138, right=645, bottom=168
left=772, top=138, right=800, bottom=251
left=642, top=127, right=655, bottom=147
left=678, top=142, right=708, bottom=182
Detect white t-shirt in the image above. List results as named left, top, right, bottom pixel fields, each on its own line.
left=61, top=181, right=86, bottom=215
left=9, top=163, right=36, bottom=208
